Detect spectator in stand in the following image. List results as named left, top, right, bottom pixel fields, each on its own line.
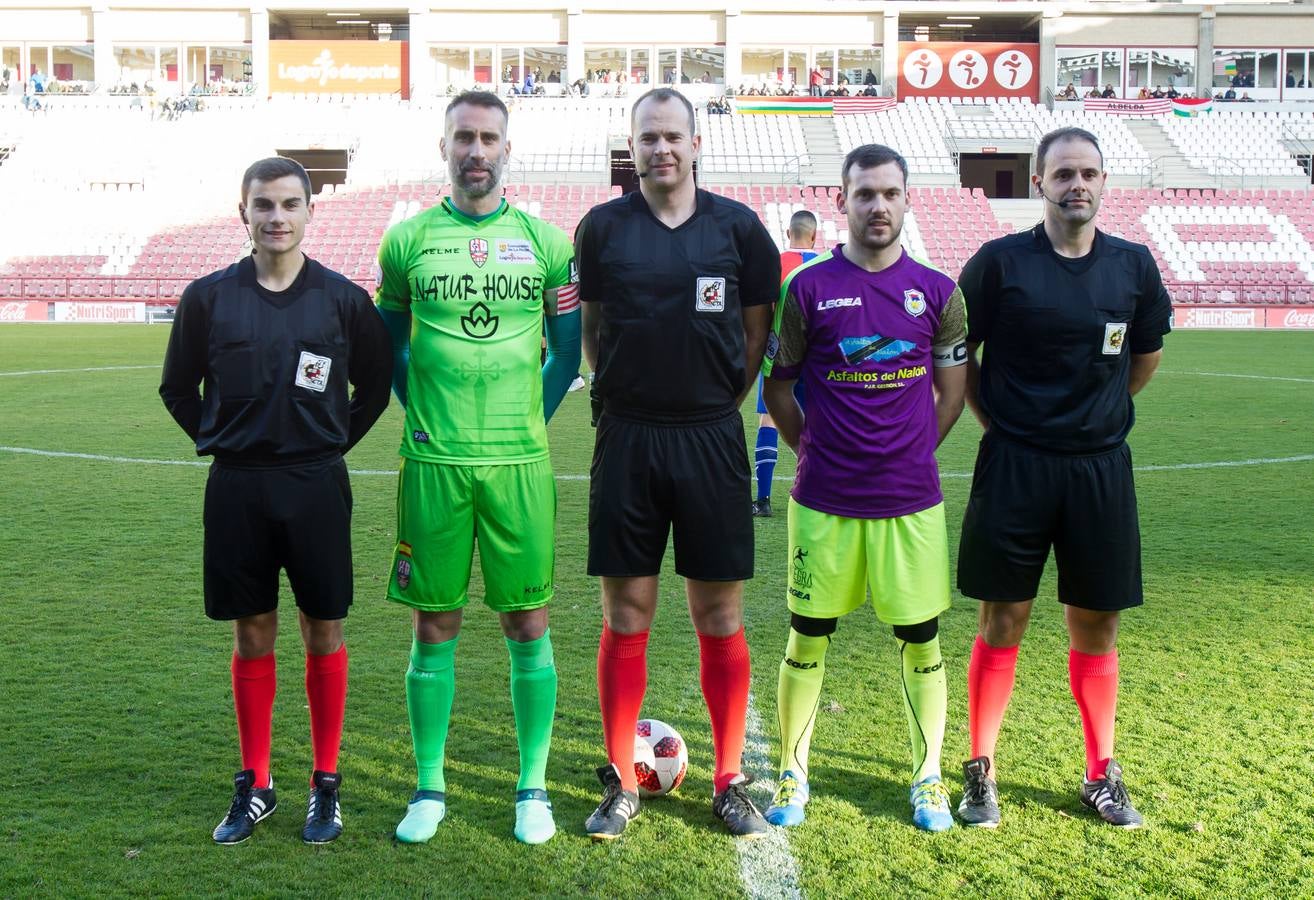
left=1084, top=87, right=1100, bottom=99
left=1149, top=85, right=1165, bottom=98
left=1136, top=86, right=1150, bottom=100
left=1300, top=78, right=1309, bottom=88
left=809, top=68, right=823, bottom=98
left=863, top=84, right=879, bottom=97
left=1166, top=85, right=1180, bottom=99
left=522, top=71, right=536, bottom=96
left=1222, top=87, right=1237, bottom=101
left=1287, top=70, right=1296, bottom=88
left=1060, top=83, right=1078, bottom=101
left=1240, top=92, right=1255, bottom=102
left=1101, top=84, right=1115, bottom=98
left=864, top=68, right=878, bottom=86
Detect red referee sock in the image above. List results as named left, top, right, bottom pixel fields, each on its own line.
left=231, top=652, right=276, bottom=789
left=1069, top=647, right=1119, bottom=781
left=306, top=643, right=349, bottom=780
left=967, top=635, right=1019, bottom=769
left=698, top=628, right=751, bottom=794
left=598, top=623, right=649, bottom=793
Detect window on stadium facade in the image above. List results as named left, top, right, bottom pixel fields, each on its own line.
left=114, top=46, right=157, bottom=91
left=740, top=47, right=780, bottom=87
left=1055, top=47, right=1122, bottom=95
left=837, top=47, right=881, bottom=87
left=1128, top=48, right=1195, bottom=92
left=680, top=47, right=724, bottom=85
left=1287, top=50, right=1314, bottom=89
left=472, top=47, right=493, bottom=87
left=182, top=45, right=250, bottom=92
left=659, top=48, right=678, bottom=85
left=1213, top=49, right=1280, bottom=91
left=584, top=47, right=625, bottom=83
left=524, top=47, right=565, bottom=85
left=430, top=47, right=470, bottom=90
left=2, top=47, right=17, bottom=93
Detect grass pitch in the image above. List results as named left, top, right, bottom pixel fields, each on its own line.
left=1, top=326, right=1311, bottom=898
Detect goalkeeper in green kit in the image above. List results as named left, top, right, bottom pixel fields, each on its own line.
left=374, top=91, right=581, bottom=845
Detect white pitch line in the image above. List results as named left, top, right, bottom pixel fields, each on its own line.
left=735, top=692, right=804, bottom=900
left=0, top=364, right=160, bottom=377
left=2, top=445, right=1313, bottom=479
left=1162, top=370, right=1314, bottom=385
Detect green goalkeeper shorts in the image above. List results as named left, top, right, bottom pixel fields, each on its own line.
left=785, top=498, right=951, bottom=625
left=387, top=457, right=556, bottom=613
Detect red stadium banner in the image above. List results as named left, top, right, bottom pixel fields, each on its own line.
left=0, top=300, right=51, bottom=322
left=1083, top=98, right=1172, bottom=116
left=268, top=41, right=405, bottom=96
left=898, top=42, right=1038, bottom=100
left=1269, top=306, right=1314, bottom=328
left=1174, top=306, right=1314, bottom=329
left=832, top=97, right=897, bottom=114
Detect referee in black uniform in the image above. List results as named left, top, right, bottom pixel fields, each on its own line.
left=576, top=88, right=779, bottom=839
left=160, top=157, right=392, bottom=846
left=954, top=127, right=1171, bottom=830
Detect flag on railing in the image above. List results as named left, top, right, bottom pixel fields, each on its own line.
left=832, top=97, right=898, bottom=114
left=1082, top=97, right=1171, bottom=116
left=733, top=97, right=833, bottom=115
left=1172, top=97, right=1213, bottom=117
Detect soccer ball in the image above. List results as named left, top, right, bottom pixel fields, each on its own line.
left=634, top=718, right=688, bottom=797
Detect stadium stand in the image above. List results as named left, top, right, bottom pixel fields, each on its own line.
left=1, top=91, right=1312, bottom=307
left=699, top=112, right=809, bottom=174
left=1162, top=111, right=1309, bottom=180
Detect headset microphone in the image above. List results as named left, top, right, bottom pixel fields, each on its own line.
left=240, top=210, right=258, bottom=255
left=1039, top=190, right=1070, bottom=209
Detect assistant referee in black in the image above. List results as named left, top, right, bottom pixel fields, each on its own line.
left=159, top=156, right=391, bottom=847
left=576, top=88, right=780, bottom=840
left=953, top=127, right=1171, bottom=831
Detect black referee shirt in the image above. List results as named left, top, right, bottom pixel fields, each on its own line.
left=160, top=255, right=392, bottom=464
left=575, top=189, right=780, bottom=422
left=960, top=224, right=1171, bottom=454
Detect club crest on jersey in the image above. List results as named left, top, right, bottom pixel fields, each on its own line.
left=1103, top=322, right=1128, bottom=355
left=903, top=289, right=927, bottom=317
left=295, top=351, right=331, bottom=392
left=469, top=238, right=489, bottom=268
left=696, top=277, right=726, bottom=312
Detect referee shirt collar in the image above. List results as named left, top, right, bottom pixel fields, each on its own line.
left=1030, top=221, right=1105, bottom=260
left=629, top=187, right=712, bottom=232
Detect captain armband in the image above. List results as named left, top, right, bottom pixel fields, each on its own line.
left=932, top=341, right=967, bottom=367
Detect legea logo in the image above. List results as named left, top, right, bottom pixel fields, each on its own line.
left=277, top=50, right=400, bottom=86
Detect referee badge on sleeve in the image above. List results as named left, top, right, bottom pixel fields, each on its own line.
left=1102, top=322, right=1128, bottom=355
left=295, top=351, right=332, bottom=392
left=696, top=277, right=726, bottom=312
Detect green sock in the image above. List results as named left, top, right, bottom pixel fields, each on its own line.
left=776, top=629, right=830, bottom=779
left=898, top=637, right=947, bottom=784
left=507, top=629, right=557, bottom=792
left=407, top=635, right=457, bottom=793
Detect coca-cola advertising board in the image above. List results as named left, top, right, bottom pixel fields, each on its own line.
left=1173, top=306, right=1314, bottom=329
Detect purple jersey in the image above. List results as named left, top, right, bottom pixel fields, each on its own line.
left=763, top=247, right=967, bottom=519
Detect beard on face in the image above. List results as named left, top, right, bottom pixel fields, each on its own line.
left=454, top=158, right=503, bottom=198
left=851, top=216, right=902, bottom=251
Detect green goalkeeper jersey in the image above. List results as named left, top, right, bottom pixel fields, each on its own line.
left=376, top=198, right=579, bottom=464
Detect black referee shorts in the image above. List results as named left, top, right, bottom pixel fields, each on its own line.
left=957, top=434, right=1143, bottom=611
left=203, top=456, right=354, bottom=621
left=588, top=411, right=753, bottom=581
